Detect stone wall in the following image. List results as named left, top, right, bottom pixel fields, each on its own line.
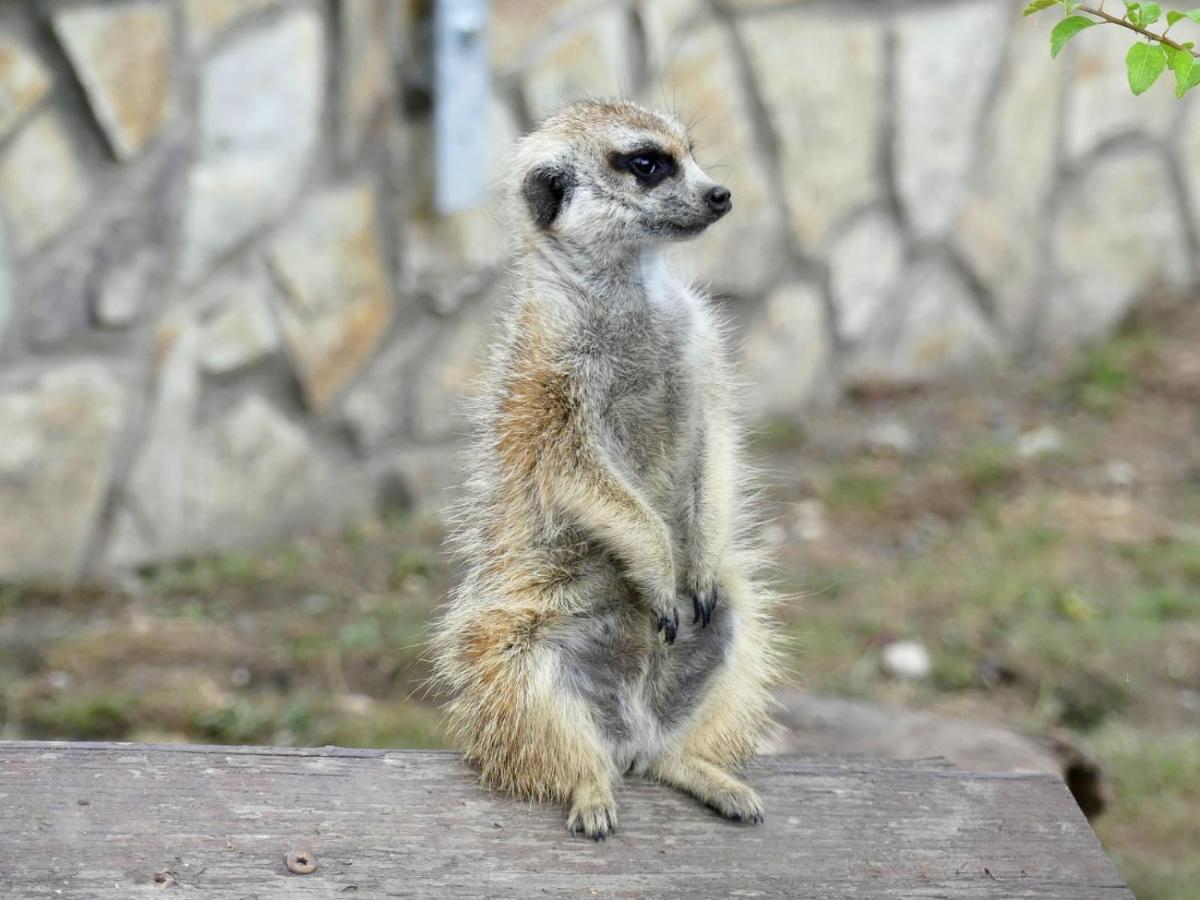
left=0, top=0, right=1196, bottom=582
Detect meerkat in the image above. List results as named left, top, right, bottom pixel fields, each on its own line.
left=431, top=99, right=780, bottom=840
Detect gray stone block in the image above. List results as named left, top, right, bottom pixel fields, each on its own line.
left=847, top=258, right=1002, bottom=386
left=524, top=7, right=636, bottom=123
left=491, top=0, right=589, bottom=72
left=0, top=217, right=10, bottom=348
left=105, top=313, right=371, bottom=570
left=0, top=35, right=52, bottom=140
left=183, top=0, right=281, bottom=51
left=25, top=145, right=184, bottom=347
left=53, top=3, right=174, bottom=161
left=894, top=1, right=1007, bottom=240
left=738, top=280, right=833, bottom=422
left=409, top=295, right=500, bottom=442
left=828, top=208, right=905, bottom=345
left=335, top=0, right=396, bottom=162
left=0, top=362, right=127, bottom=581
left=342, top=320, right=438, bottom=453
left=180, top=8, right=324, bottom=283
left=403, top=204, right=508, bottom=315
left=638, top=0, right=706, bottom=73
left=267, top=184, right=395, bottom=412
left=955, top=12, right=1064, bottom=344
left=1181, top=102, right=1200, bottom=250
left=740, top=9, right=885, bottom=251
left=191, top=259, right=283, bottom=375
left=0, top=111, right=90, bottom=255
left=1048, top=149, right=1189, bottom=347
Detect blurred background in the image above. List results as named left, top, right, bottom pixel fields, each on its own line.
left=0, top=0, right=1197, bottom=896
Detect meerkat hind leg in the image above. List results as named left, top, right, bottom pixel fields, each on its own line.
left=649, top=753, right=764, bottom=824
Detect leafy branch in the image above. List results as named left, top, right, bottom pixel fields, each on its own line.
left=1024, top=1, right=1200, bottom=96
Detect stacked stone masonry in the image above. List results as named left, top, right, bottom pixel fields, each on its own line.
left=0, top=0, right=1194, bottom=581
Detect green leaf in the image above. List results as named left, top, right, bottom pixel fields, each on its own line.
left=1051, top=16, right=1096, bottom=57
left=1167, top=10, right=1184, bottom=25
left=1022, top=0, right=1059, bottom=15
left=1127, top=41, right=1168, bottom=94
left=1185, top=10, right=1200, bottom=24
left=1168, top=46, right=1200, bottom=96
left=1169, top=47, right=1193, bottom=96
left=1140, top=3, right=1161, bottom=25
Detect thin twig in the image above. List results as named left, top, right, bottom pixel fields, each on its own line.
left=1079, top=4, right=1200, bottom=58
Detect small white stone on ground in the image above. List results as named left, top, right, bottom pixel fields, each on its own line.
left=1103, top=460, right=1136, bottom=489
left=882, top=641, right=932, bottom=681
left=793, top=500, right=828, bottom=543
left=861, top=420, right=916, bottom=456
left=761, top=523, right=788, bottom=548
left=1015, top=425, right=1064, bottom=460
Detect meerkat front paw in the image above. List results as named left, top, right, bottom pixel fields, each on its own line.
left=566, top=796, right=619, bottom=841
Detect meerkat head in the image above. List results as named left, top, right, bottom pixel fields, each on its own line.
left=511, top=100, right=732, bottom=250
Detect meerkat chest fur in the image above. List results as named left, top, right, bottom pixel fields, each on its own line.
left=597, top=250, right=710, bottom=500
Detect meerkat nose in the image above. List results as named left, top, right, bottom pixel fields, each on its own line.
left=707, top=185, right=732, bottom=214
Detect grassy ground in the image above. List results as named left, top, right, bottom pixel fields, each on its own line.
left=2, top=299, right=1198, bottom=898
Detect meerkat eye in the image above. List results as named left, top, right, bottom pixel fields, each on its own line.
left=629, top=156, right=657, bottom=177
left=610, top=148, right=676, bottom=185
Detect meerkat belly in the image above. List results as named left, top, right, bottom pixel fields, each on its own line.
left=549, top=561, right=738, bottom=772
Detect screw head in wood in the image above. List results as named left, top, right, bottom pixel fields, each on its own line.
left=285, top=850, right=317, bottom=875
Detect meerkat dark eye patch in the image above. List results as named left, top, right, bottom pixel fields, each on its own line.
left=608, top=148, right=677, bottom=187
left=523, top=164, right=575, bottom=229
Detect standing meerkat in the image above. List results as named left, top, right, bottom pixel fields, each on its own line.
left=431, top=99, right=780, bottom=839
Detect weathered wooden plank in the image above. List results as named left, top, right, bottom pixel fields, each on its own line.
left=0, top=743, right=1132, bottom=899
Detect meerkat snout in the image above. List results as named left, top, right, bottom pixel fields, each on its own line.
left=706, top=185, right=732, bottom=215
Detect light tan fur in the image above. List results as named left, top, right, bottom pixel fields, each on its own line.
left=431, top=100, right=780, bottom=839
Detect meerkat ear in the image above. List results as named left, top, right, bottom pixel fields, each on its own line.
left=522, top=164, right=575, bottom=229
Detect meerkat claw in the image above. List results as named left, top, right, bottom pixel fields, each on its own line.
left=657, top=609, right=679, bottom=644
left=567, top=797, right=619, bottom=841
left=691, top=593, right=704, bottom=625
left=704, top=586, right=719, bottom=627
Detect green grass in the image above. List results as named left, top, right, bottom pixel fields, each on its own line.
left=822, top=463, right=897, bottom=515
left=23, top=692, right=140, bottom=740
left=0, top=514, right=448, bottom=750
left=959, top=441, right=1021, bottom=495
left=1091, top=729, right=1200, bottom=900
left=748, top=419, right=809, bottom=451
left=1058, top=326, right=1157, bottom=415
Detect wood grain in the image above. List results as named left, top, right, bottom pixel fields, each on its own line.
left=0, top=743, right=1132, bottom=898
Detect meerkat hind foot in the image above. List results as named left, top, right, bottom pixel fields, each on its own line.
left=651, top=755, right=765, bottom=825
left=566, top=787, right=619, bottom=841
left=710, top=781, right=765, bottom=824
